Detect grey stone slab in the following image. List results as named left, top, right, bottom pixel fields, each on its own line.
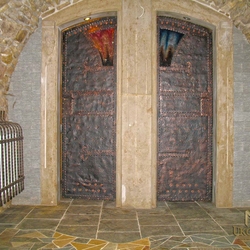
left=136, top=207, right=171, bottom=215
left=101, top=208, right=137, bottom=220
left=66, top=205, right=101, bottom=215
left=59, top=214, right=99, bottom=226
left=0, top=213, right=25, bottom=224
left=27, top=208, right=65, bottom=219
left=138, top=214, right=178, bottom=226
left=56, top=225, right=97, bottom=238
left=17, top=218, right=60, bottom=230
left=71, top=199, right=103, bottom=206
left=141, top=225, right=183, bottom=238
left=178, top=219, right=222, bottom=233
left=99, top=219, right=139, bottom=232
left=97, top=232, right=141, bottom=243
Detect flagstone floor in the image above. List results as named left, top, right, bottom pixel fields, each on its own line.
left=0, top=200, right=250, bottom=249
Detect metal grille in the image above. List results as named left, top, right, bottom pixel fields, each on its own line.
left=0, top=111, right=24, bottom=206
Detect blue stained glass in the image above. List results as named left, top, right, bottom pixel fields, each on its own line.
left=160, top=29, right=184, bottom=66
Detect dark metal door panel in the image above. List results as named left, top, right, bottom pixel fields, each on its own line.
left=157, top=17, right=213, bottom=201
left=61, top=17, right=117, bottom=200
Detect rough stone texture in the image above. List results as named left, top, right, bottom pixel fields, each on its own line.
left=233, top=26, right=250, bottom=207
left=0, top=0, right=250, bottom=111
left=7, top=20, right=42, bottom=205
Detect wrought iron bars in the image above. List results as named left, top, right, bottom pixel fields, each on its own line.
left=0, top=111, right=24, bottom=206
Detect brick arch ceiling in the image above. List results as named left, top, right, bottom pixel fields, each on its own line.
left=0, top=0, right=249, bottom=111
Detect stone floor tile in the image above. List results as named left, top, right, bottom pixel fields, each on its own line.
left=212, top=213, right=246, bottom=225
left=117, top=242, right=145, bottom=249
left=59, top=214, right=100, bottom=225
left=71, top=237, right=90, bottom=243
left=156, top=239, right=190, bottom=249
left=102, top=242, right=118, bottom=249
left=0, top=224, right=15, bottom=234
left=71, top=241, right=96, bottom=249
left=0, top=228, right=19, bottom=238
left=1, top=206, right=35, bottom=214
left=27, top=207, right=66, bottom=219
left=168, top=202, right=202, bottom=210
left=103, top=201, right=116, bottom=208
left=36, top=229, right=56, bottom=238
left=85, top=244, right=107, bottom=250
left=138, top=214, right=177, bottom=226
left=178, top=219, right=223, bottom=233
left=71, top=199, right=103, bottom=206
left=11, top=241, right=35, bottom=248
left=15, top=231, right=47, bottom=238
left=184, top=230, right=227, bottom=236
left=173, top=209, right=211, bottom=219
left=88, top=239, right=108, bottom=245
left=190, top=235, right=213, bottom=245
left=97, top=232, right=141, bottom=243
left=67, top=205, right=101, bottom=215
left=11, top=236, right=41, bottom=243
left=149, top=236, right=171, bottom=241
left=55, top=234, right=76, bottom=240
left=56, top=225, right=97, bottom=238
left=0, top=213, right=25, bottom=224
left=17, top=218, right=60, bottom=230
left=42, top=242, right=58, bottom=248
left=204, top=207, right=244, bottom=215
left=30, top=242, right=50, bottom=249
left=191, top=233, right=228, bottom=240
left=0, top=201, right=249, bottom=249
left=136, top=207, right=171, bottom=215
left=36, top=202, right=70, bottom=210
left=101, top=208, right=137, bottom=220
left=156, top=201, right=168, bottom=207
left=99, top=219, right=139, bottom=232
left=53, top=238, right=76, bottom=248
left=130, top=238, right=150, bottom=245
left=39, top=237, right=55, bottom=243
left=141, top=225, right=183, bottom=238
left=149, top=238, right=170, bottom=249
left=213, top=236, right=234, bottom=244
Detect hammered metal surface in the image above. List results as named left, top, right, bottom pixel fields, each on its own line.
left=157, top=17, right=213, bottom=201
left=61, top=17, right=117, bottom=199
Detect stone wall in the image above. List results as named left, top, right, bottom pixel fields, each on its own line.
left=233, top=26, right=250, bottom=207
left=1, top=0, right=250, bottom=112
left=8, top=20, right=42, bottom=205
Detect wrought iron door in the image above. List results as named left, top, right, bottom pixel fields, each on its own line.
left=61, top=17, right=116, bottom=199
left=157, top=17, right=213, bottom=201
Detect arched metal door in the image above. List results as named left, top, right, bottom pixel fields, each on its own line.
left=61, top=17, right=117, bottom=200
left=157, top=16, right=213, bottom=201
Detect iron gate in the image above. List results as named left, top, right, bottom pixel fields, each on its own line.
left=0, top=111, right=24, bottom=206
left=61, top=17, right=117, bottom=200
left=157, top=17, right=213, bottom=201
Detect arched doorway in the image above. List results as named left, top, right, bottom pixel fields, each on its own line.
left=40, top=0, right=234, bottom=208
left=61, top=16, right=117, bottom=200
left=157, top=16, right=213, bottom=201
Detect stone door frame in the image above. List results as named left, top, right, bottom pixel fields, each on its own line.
left=40, top=0, right=233, bottom=208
